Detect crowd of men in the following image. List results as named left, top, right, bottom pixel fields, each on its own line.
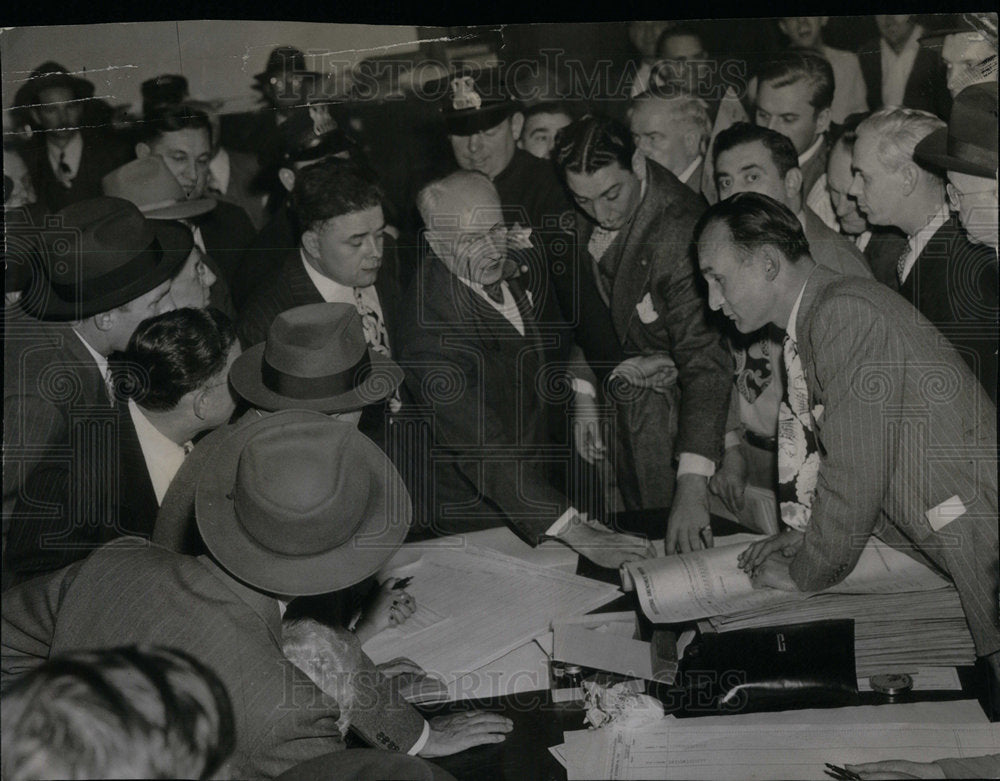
left=2, top=13, right=998, bottom=780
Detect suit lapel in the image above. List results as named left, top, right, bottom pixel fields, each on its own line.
left=793, top=266, right=838, bottom=392
left=114, top=401, right=160, bottom=537
left=285, top=253, right=326, bottom=307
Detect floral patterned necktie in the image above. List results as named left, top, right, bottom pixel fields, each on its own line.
left=353, top=287, right=400, bottom=412
left=733, top=333, right=772, bottom=404
left=777, top=333, right=823, bottom=532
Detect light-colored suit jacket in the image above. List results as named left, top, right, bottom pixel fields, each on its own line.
left=0, top=538, right=426, bottom=779
left=789, top=267, right=999, bottom=657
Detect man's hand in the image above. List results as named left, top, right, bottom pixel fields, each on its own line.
left=708, top=445, right=747, bottom=516
left=353, top=578, right=416, bottom=643
left=748, top=553, right=799, bottom=591
left=610, top=354, right=678, bottom=395
left=572, top=391, right=606, bottom=464
left=844, top=760, right=946, bottom=779
left=737, top=529, right=804, bottom=576
left=556, top=515, right=656, bottom=569
left=418, top=711, right=514, bottom=757
left=664, top=474, right=711, bottom=555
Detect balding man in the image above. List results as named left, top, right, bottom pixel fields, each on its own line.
left=396, top=170, right=656, bottom=570
left=850, top=107, right=997, bottom=402
left=629, top=92, right=714, bottom=203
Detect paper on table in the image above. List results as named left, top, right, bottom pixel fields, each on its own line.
left=858, top=667, right=962, bottom=692
left=363, top=545, right=619, bottom=685
left=564, top=721, right=1000, bottom=780
left=553, top=625, right=653, bottom=681
left=624, top=537, right=949, bottom=623
left=549, top=743, right=569, bottom=769
left=393, top=526, right=580, bottom=571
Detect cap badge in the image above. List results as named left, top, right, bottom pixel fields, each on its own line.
left=451, top=75, right=482, bottom=111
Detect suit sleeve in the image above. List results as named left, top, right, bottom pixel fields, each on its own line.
left=653, top=236, right=733, bottom=464
left=398, top=312, right=570, bottom=545
left=789, top=294, right=903, bottom=591
left=1, top=560, right=84, bottom=689
left=2, top=392, right=66, bottom=503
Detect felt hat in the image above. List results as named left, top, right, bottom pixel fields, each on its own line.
left=914, top=82, right=998, bottom=177
left=195, top=409, right=411, bottom=595
left=140, top=74, right=225, bottom=118
left=22, top=196, right=192, bottom=321
left=253, top=46, right=322, bottom=92
left=280, top=106, right=357, bottom=165
left=229, top=302, right=403, bottom=413
left=13, top=61, right=95, bottom=109
left=102, top=156, right=217, bottom=220
left=432, top=66, right=521, bottom=136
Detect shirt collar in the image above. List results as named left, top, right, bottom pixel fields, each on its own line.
left=73, top=329, right=108, bottom=378
left=678, top=154, right=703, bottom=185
left=300, top=248, right=358, bottom=304
left=797, top=134, right=824, bottom=168
left=127, top=399, right=188, bottom=504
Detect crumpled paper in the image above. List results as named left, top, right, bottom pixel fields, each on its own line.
left=582, top=679, right=665, bottom=730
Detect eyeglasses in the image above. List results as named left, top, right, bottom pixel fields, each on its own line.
left=456, top=223, right=507, bottom=254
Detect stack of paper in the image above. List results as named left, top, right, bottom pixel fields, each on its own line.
left=706, top=575, right=976, bottom=675
left=363, top=544, right=619, bottom=687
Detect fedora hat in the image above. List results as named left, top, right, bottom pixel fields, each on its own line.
left=103, top=157, right=217, bottom=220
left=14, top=61, right=95, bottom=109
left=253, top=46, right=321, bottom=91
left=915, top=82, right=998, bottom=178
left=22, top=196, right=193, bottom=321
left=280, top=106, right=357, bottom=165
left=230, top=302, right=403, bottom=413
left=195, top=410, right=411, bottom=595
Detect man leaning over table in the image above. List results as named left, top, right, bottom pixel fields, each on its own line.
left=691, top=192, right=999, bottom=683
left=1, top=411, right=512, bottom=779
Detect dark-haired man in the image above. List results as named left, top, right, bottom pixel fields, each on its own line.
left=136, top=104, right=257, bottom=290
left=552, top=115, right=732, bottom=553
left=693, top=191, right=999, bottom=682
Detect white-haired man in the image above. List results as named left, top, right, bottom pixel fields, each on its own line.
left=629, top=91, right=714, bottom=203
left=851, top=107, right=997, bottom=402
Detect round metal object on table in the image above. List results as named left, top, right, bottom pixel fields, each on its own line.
left=869, top=673, right=914, bottom=695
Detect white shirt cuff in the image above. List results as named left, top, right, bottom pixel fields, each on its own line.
left=408, top=719, right=431, bottom=755
left=677, top=452, right=715, bottom=478
left=544, top=506, right=580, bottom=537
left=571, top=378, right=597, bottom=398
left=724, top=430, right=743, bottom=450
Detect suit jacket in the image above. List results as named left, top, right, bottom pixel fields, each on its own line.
left=858, top=38, right=952, bottom=118
left=6, top=398, right=159, bottom=584
left=396, top=251, right=572, bottom=541
left=577, top=159, right=732, bottom=465
left=0, top=538, right=426, bottom=779
left=898, top=215, right=998, bottom=403
left=802, top=207, right=872, bottom=278
left=237, top=203, right=299, bottom=311
left=788, top=267, right=999, bottom=657
left=216, top=147, right=265, bottom=230
left=3, top=321, right=110, bottom=584
left=799, top=137, right=830, bottom=209
left=863, top=225, right=908, bottom=292
left=190, top=200, right=258, bottom=295
left=23, top=130, right=132, bottom=214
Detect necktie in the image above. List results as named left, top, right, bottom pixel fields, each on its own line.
left=58, top=151, right=73, bottom=188
left=353, top=288, right=390, bottom=357
left=481, top=279, right=506, bottom=304
left=776, top=334, right=822, bottom=532
left=733, top=333, right=772, bottom=404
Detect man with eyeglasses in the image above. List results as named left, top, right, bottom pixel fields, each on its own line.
left=852, top=107, right=997, bottom=402
left=398, top=170, right=657, bottom=567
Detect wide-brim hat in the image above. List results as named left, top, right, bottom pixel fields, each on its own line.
left=253, top=46, right=322, bottom=92
left=13, top=61, right=95, bottom=109
left=914, top=82, right=998, bottom=177
left=428, top=66, right=521, bottom=136
left=919, top=13, right=997, bottom=46
left=195, top=409, right=411, bottom=596
left=280, top=106, right=357, bottom=165
left=230, top=302, right=403, bottom=413
left=22, top=196, right=193, bottom=321
left=102, top=156, right=217, bottom=220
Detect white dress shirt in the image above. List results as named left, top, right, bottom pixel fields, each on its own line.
left=300, top=250, right=390, bottom=352
left=127, top=399, right=190, bottom=505
left=880, top=25, right=924, bottom=108
left=47, top=131, right=84, bottom=181
left=899, top=204, right=949, bottom=284
left=455, top=275, right=525, bottom=336
left=73, top=330, right=112, bottom=404
left=678, top=154, right=704, bottom=186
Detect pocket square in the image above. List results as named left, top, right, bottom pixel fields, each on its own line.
left=636, top=292, right=658, bottom=324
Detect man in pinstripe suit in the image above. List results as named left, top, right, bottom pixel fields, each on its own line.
left=696, top=193, right=999, bottom=679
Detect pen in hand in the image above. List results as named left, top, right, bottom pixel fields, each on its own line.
left=824, top=763, right=862, bottom=781
left=392, top=576, right=413, bottom=591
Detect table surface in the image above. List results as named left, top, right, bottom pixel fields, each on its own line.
left=410, top=511, right=996, bottom=780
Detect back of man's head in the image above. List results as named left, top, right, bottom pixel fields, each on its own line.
left=552, top=114, right=635, bottom=180
left=1, top=645, right=234, bottom=781
left=291, top=158, right=383, bottom=233
left=695, top=190, right=811, bottom=263
left=855, top=107, right=946, bottom=173
left=712, top=121, right=800, bottom=177
left=115, top=306, right=237, bottom=411
left=756, top=49, right=835, bottom=112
